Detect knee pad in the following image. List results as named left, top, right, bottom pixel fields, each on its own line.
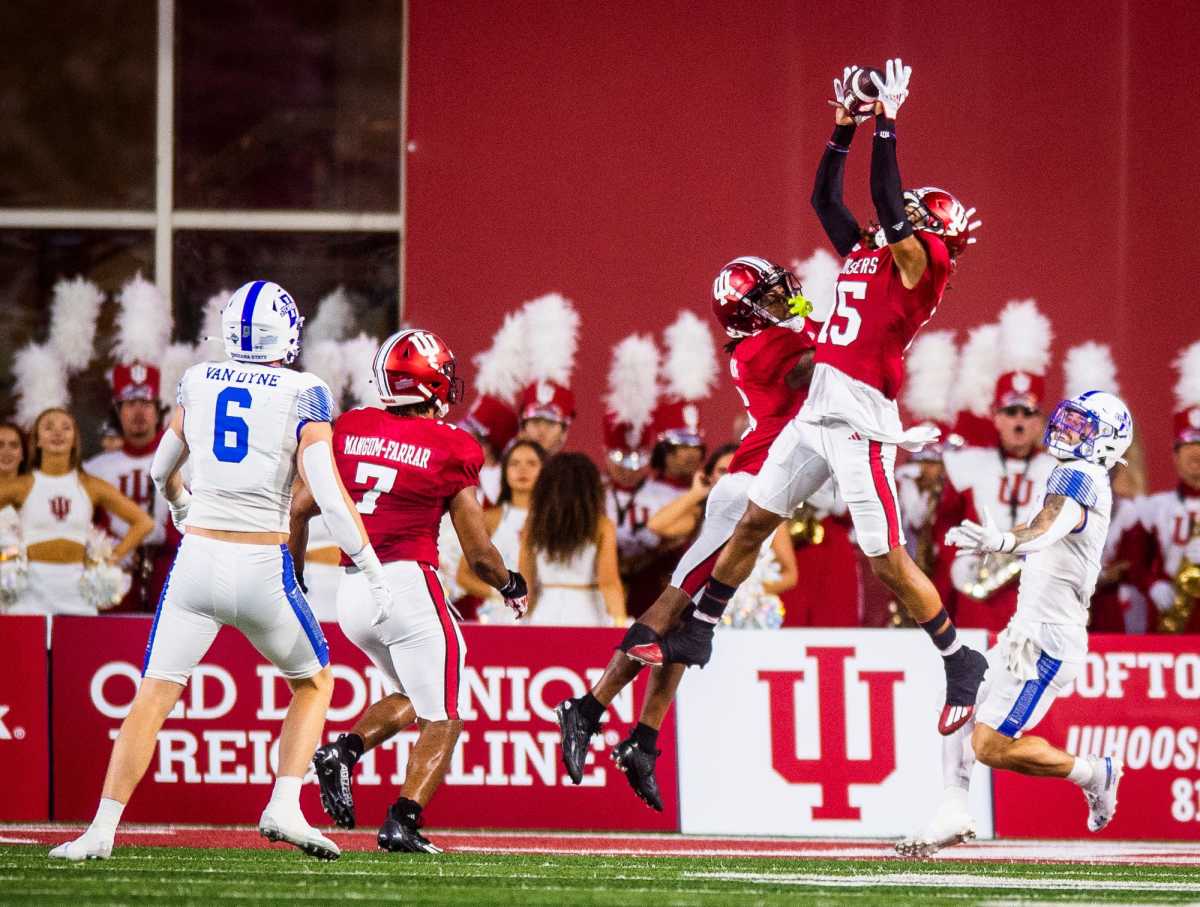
left=617, top=621, right=662, bottom=653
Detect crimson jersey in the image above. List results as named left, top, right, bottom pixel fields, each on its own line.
left=727, top=323, right=817, bottom=475
left=333, top=408, right=483, bottom=567
left=817, top=234, right=952, bottom=400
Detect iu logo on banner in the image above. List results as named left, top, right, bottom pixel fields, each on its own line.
left=759, top=647, right=904, bottom=820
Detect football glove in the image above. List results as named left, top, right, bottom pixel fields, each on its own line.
left=369, top=582, right=395, bottom=628
left=945, top=509, right=1017, bottom=553
left=499, top=570, right=529, bottom=618
left=870, top=57, right=912, bottom=119
left=168, top=488, right=191, bottom=533
left=831, top=65, right=871, bottom=124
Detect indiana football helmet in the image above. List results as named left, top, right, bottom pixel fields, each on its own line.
left=711, top=257, right=808, bottom=339
left=222, top=280, right=304, bottom=365
left=1044, top=391, right=1133, bottom=468
left=372, top=329, right=464, bottom=416
left=902, top=187, right=981, bottom=258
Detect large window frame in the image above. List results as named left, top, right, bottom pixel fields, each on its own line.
left=0, top=0, right=408, bottom=318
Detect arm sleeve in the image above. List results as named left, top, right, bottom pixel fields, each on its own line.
left=296, top=382, right=334, bottom=440
left=869, top=117, right=914, bottom=245
left=811, top=124, right=862, bottom=256
left=1012, top=497, right=1085, bottom=554
left=149, top=428, right=187, bottom=496
left=300, top=439, right=366, bottom=557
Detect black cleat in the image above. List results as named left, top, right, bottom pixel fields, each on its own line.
left=555, top=697, right=599, bottom=785
left=940, top=646, right=989, bottom=735
left=314, top=736, right=357, bottom=829
left=656, top=617, right=717, bottom=668
left=612, top=737, right=664, bottom=812
left=377, top=802, right=442, bottom=853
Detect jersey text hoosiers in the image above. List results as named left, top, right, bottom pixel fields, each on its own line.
left=203, top=366, right=280, bottom=387
left=343, top=434, right=432, bottom=469
left=841, top=255, right=880, bottom=275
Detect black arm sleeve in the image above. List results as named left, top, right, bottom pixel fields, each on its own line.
left=810, top=124, right=861, bottom=257
left=869, top=116, right=914, bottom=245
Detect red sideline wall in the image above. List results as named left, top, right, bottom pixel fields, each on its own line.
left=404, top=0, right=1200, bottom=485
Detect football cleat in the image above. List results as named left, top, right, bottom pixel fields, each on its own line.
left=895, top=795, right=977, bottom=858
left=378, top=803, right=442, bottom=854
left=1082, top=755, right=1122, bottom=832
left=314, top=736, right=357, bottom=829
left=48, top=831, right=113, bottom=862
left=939, top=646, right=989, bottom=735
left=258, top=806, right=341, bottom=861
left=612, top=737, right=664, bottom=812
left=633, top=617, right=716, bottom=668
left=555, top=697, right=599, bottom=785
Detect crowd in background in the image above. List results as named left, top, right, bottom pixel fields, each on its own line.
left=1, top=275, right=1199, bottom=637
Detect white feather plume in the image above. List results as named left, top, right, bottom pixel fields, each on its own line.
left=112, top=274, right=172, bottom=364
left=662, top=310, right=717, bottom=401
left=903, top=330, right=959, bottom=422
left=1063, top=342, right=1120, bottom=398
left=605, top=334, right=660, bottom=430
left=517, top=293, right=579, bottom=385
left=48, top=276, right=104, bottom=372
left=305, top=339, right=351, bottom=410
left=343, top=333, right=383, bottom=409
left=792, top=248, right=841, bottom=323
left=1174, top=340, right=1200, bottom=409
left=13, top=344, right=69, bottom=427
left=952, top=323, right=1003, bottom=417
left=998, top=298, right=1053, bottom=375
left=473, top=308, right=528, bottom=401
left=158, top=343, right=199, bottom=409
left=305, top=287, right=355, bottom=347
left=198, top=290, right=232, bottom=360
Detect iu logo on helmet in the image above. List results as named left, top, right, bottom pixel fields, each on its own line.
left=49, top=496, right=71, bottom=522
left=758, top=647, right=904, bottom=820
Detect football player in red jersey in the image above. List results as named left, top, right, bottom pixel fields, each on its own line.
left=630, top=59, right=989, bottom=735
left=289, top=329, right=528, bottom=853
left=556, top=257, right=817, bottom=808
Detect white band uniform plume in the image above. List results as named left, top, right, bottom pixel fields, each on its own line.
left=344, top=332, right=384, bottom=409
left=301, top=288, right=358, bottom=412
left=792, top=249, right=841, bottom=324
left=303, top=287, right=354, bottom=347
left=515, top=292, right=580, bottom=387
left=903, top=330, right=959, bottom=423
left=48, top=277, right=104, bottom=372
left=112, top=274, right=173, bottom=365
left=13, top=344, right=70, bottom=427
left=1063, top=342, right=1120, bottom=399
left=1175, top=340, right=1200, bottom=410
left=473, top=308, right=529, bottom=402
left=662, top=310, right=717, bottom=402
left=157, top=343, right=200, bottom=411
left=199, top=290, right=232, bottom=361
left=952, top=323, right=1002, bottom=418
left=606, top=335, right=660, bottom=434
left=997, top=298, right=1053, bottom=376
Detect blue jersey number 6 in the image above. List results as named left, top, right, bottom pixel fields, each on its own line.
left=213, top=387, right=252, bottom=462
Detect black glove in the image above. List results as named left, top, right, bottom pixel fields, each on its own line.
left=498, top=570, right=529, bottom=618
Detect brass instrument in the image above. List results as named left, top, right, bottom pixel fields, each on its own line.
left=788, top=504, right=825, bottom=547
left=1157, top=515, right=1200, bottom=633
left=951, top=551, right=1023, bottom=600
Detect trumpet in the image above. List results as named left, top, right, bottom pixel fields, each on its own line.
left=788, top=504, right=825, bottom=547
left=1157, top=516, right=1200, bottom=633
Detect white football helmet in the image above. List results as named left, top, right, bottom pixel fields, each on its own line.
left=222, top=280, right=303, bottom=364
left=1044, top=391, right=1132, bottom=468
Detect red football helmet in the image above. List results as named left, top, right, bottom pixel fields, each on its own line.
left=711, top=256, right=807, bottom=339
left=902, top=187, right=980, bottom=257
left=372, top=329, right=464, bottom=416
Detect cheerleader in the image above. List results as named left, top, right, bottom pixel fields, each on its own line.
left=0, top=409, right=153, bottom=616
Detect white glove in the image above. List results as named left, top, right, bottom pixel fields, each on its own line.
left=1149, top=579, right=1175, bottom=614
left=870, top=57, right=912, bottom=118
left=831, top=65, right=871, bottom=124
left=168, top=488, right=191, bottom=533
left=945, top=509, right=1016, bottom=553
left=369, top=582, right=395, bottom=628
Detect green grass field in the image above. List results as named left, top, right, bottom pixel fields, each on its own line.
left=3, top=846, right=1199, bottom=905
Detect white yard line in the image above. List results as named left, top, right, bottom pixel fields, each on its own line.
left=687, top=871, right=1200, bottom=893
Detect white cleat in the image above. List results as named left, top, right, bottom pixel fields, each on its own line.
left=258, top=807, right=341, bottom=861
left=1082, top=755, right=1122, bottom=832
left=895, top=795, right=977, bottom=858
left=48, top=832, right=113, bottom=862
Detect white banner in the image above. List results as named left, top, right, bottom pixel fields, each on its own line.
left=675, top=628, right=993, bottom=838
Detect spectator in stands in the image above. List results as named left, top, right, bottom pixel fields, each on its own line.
left=0, top=408, right=153, bottom=616
left=522, top=452, right=626, bottom=626
left=458, top=439, right=546, bottom=616
left=0, top=423, right=27, bottom=578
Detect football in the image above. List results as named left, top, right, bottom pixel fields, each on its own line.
left=847, top=66, right=884, bottom=114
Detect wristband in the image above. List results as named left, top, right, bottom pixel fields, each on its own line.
left=874, top=115, right=896, bottom=137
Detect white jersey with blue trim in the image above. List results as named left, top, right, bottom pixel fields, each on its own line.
left=1014, top=459, right=1112, bottom=628
left=178, top=360, right=334, bottom=533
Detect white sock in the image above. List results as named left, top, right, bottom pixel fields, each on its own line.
left=89, top=798, right=125, bottom=836
left=269, top=775, right=304, bottom=811
left=1066, top=756, right=1094, bottom=787
left=943, top=785, right=970, bottom=811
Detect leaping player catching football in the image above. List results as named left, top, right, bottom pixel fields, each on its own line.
left=628, top=58, right=990, bottom=734
left=898, top=391, right=1130, bottom=855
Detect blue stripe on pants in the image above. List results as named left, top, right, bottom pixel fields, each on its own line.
left=997, top=650, right=1063, bottom=737
left=142, top=556, right=178, bottom=676
left=280, top=545, right=329, bottom=667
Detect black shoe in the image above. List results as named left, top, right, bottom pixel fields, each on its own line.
left=658, top=617, right=717, bottom=667
left=940, top=646, right=989, bottom=735
left=313, top=736, right=356, bottom=829
left=377, top=803, right=442, bottom=854
left=555, top=697, right=598, bottom=785
left=612, top=737, right=663, bottom=812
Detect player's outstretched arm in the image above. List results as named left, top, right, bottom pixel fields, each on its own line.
left=946, top=495, right=1085, bottom=555
left=811, top=104, right=862, bottom=256
left=448, top=487, right=528, bottom=617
